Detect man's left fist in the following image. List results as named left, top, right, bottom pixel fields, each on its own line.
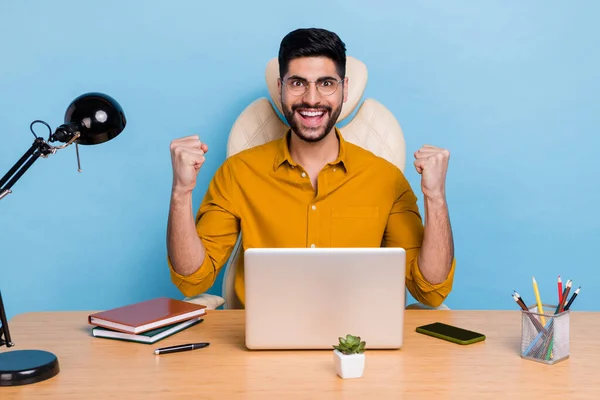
left=413, top=144, right=450, bottom=200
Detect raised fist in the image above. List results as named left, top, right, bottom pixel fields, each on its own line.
left=170, top=135, right=209, bottom=194
left=413, top=144, right=450, bottom=200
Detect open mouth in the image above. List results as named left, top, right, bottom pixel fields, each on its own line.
left=296, top=109, right=327, bottom=128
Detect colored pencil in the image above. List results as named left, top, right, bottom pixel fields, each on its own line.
left=513, top=291, right=527, bottom=310
left=564, top=286, right=580, bottom=311
left=559, top=280, right=572, bottom=313
left=558, top=275, right=563, bottom=305
left=512, top=293, right=545, bottom=333
left=532, top=277, right=546, bottom=325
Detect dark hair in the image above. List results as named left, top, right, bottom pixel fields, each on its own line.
left=278, top=28, right=347, bottom=79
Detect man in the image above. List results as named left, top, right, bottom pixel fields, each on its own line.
left=167, top=28, right=455, bottom=308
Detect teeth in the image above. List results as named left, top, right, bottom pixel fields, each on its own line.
left=299, top=110, right=324, bottom=117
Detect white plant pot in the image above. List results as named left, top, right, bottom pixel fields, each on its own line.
left=333, top=349, right=365, bottom=379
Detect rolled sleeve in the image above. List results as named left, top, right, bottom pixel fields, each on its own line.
left=168, top=252, right=218, bottom=297
left=407, top=256, right=456, bottom=308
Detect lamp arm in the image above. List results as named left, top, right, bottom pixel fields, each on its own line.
left=0, top=151, right=43, bottom=200
left=0, top=290, right=14, bottom=348
left=0, top=132, right=79, bottom=200
left=0, top=137, right=52, bottom=200
left=0, top=142, right=38, bottom=189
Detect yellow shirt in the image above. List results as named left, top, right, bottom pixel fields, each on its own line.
left=169, top=129, right=455, bottom=307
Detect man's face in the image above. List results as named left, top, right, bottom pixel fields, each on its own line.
left=278, top=57, right=348, bottom=143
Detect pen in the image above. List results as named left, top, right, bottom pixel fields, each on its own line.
left=154, top=342, right=210, bottom=355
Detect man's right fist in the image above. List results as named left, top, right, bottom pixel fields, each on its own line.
left=170, top=135, right=209, bottom=194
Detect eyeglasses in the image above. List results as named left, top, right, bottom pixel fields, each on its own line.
left=281, top=77, right=343, bottom=96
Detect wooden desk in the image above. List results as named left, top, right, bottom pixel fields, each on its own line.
left=1, top=310, right=599, bottom=399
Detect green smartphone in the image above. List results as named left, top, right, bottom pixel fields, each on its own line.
left=415, top=322, right=486, bottom=345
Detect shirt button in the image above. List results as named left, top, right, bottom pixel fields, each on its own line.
left=310, top=244, right=316, bottom=248
left=333, top=168, right=336, bottom=172
left=301, top=172, right=306, bottom=178
left=311, top=205, right=316, bottom=210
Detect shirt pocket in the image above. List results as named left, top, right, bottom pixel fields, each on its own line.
left=330, top=206, right=380, bottom=247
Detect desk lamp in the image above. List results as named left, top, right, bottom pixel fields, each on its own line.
left=0, top=92, right=126, bottom=386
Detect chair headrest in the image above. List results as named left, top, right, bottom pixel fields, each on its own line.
left=265, top=56, right=368, bottom=122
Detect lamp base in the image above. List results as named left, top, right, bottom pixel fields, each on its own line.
left=0, top=350, right=59, bottom=386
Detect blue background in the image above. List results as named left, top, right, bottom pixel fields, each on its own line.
left=1, top=1, right=598, bottom=319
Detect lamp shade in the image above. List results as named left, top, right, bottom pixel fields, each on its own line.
left=52, top=92, right=126, bottom=145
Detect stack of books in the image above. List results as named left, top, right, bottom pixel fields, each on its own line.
left=87, top=297, right=207, bottom=344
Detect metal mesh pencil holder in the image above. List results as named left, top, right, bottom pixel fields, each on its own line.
left=521, top=304, right=570, bottom=365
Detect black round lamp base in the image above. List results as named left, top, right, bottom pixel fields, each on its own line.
left=0, top=350, right=59, bottom=386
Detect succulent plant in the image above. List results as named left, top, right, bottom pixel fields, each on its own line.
left=333, top=334, right=366, bottom=355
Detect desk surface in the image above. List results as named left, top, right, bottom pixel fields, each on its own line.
left=1, top=310, right=599, bottom=399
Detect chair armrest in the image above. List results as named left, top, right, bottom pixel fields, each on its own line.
left=183, top=293, right=225, bottom=310
left=406, top=302, right=450, bottom=310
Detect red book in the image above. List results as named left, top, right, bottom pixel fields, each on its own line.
left=88, top=297, right=206, bottom=334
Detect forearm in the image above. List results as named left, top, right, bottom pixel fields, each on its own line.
left=167, top=189, right=206, bottom=276
left=418, top=196, right=454, bottom=284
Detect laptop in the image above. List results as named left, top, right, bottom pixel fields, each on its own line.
left=244, top=247, right=406, bottom=350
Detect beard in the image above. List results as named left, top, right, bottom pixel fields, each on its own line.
left=282, top=99, right=343, bottom=143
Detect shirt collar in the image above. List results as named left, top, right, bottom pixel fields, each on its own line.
left=273, top=127, right=349, bottom=172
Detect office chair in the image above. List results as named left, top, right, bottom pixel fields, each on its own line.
left=184, top=56, right=449, bottom=311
